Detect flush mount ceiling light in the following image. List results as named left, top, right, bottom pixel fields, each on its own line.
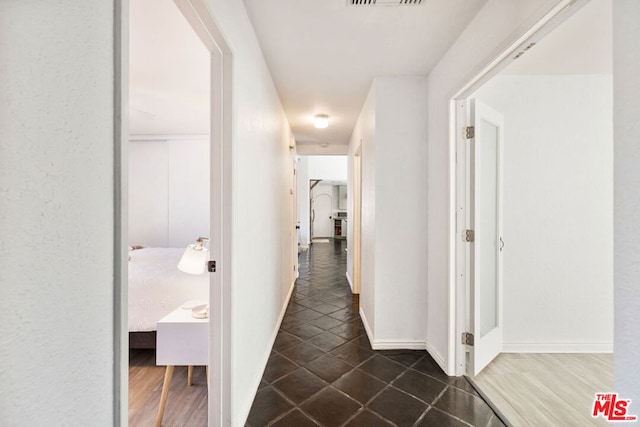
left=314, top=114, right=329, bottom=129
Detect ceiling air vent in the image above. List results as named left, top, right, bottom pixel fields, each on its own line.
left=349, top=0, right=423, bottom=6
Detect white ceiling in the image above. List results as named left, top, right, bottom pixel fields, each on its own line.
left=243, top=0, right=487, bottom=149
left=503, top=0, right=612, bottom=75
left=129, top=0, right=209, bottom=135
left=128, top=0, right=611, bottom=142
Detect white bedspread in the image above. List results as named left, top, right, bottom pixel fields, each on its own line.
left=128, top=247, right=209, bottom=332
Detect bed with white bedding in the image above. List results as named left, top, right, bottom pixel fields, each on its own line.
left=128, top=247, right=209, bottom=348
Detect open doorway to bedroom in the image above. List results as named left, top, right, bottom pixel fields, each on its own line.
left=454, top=0, right=613, bottom=425
left=127, top=0, right=210, bottom=424
left=123, top=0, right=232, bottom=425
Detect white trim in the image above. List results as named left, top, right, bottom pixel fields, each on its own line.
left=453, top=99, right=469, bottom=377
left=426, top=341, right=448, bottom=373
left=371, top=340, right=427, bottom=351
left=113, top=0, right=128, bottom=424
left=238, top=280, right=295, bottom=425
left=450, top=0, right=585, bottom=100
left=359, top=306, right=374, bottom=345
left=502, top=342, right=614, bottom=354
left=359, top=307, right=428, bottom=350
left=129, top=134, right=209, bottom=141
left=171, top=1, right=234, bottom=425
left=345, top=271, right=353, bottom=292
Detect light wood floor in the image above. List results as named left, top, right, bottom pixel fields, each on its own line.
left=475, top=353, right=613, bottom=427
left=129, top=350, right=208, bottom=427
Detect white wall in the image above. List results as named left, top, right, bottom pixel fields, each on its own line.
left=474, top=75, right=613, bottom=351
left=0, top=1, right=115, bottom=424
left=426, top=0, right=568, bottom=373
left=613, top=0, right=640, bottom=404
left=128, top=137, right=210, bottom=248
left=374, top=78, right=428, bottom=343
left=348, top=77, right=428, bottom=347
left=307, top=155, right=348, bottom=181
left=205, top=0, right=295, bottom=424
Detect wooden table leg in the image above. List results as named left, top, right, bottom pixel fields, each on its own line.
left=187, top=366, right=194, bottom=386
left=155, top=365, right=174, bottom=427
left=206, top=366, right=209, bottom=389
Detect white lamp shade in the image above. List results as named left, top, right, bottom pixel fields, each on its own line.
left=177, top=245, right=208, bottom=274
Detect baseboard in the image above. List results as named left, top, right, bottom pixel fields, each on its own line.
left=359, top=306, right=374, bottom=348
left=358, top=307, right=428, bottom=350
left=425, top=341, right=449, bottom=374
left=502, top=341, right=613, bottom=353
left=238, top=279, right=295, bottom=425
left=345, top=272, right=353, bottom=292
left=370, top=340, right=427, bottom=350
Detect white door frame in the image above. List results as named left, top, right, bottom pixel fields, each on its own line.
left=115, top=0, right=234, bottom=425
left=449, top=0, right=589, bottom=376
left=352, top=145, right=362, bottom=294
left=291, top=145, right=299, bottom=280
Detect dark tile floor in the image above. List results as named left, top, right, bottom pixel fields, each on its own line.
left=246, top=240, right=504, bottom=427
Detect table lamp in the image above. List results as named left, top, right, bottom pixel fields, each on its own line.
left=178, top=237, right=210, bottom=318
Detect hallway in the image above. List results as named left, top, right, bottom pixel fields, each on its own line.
left=246, top=240, right=504, bottom=427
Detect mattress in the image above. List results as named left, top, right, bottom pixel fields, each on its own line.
left=128, top=247, right=209, bottom=332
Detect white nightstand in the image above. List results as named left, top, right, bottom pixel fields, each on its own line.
left=155, top=301, right=208, bottom=427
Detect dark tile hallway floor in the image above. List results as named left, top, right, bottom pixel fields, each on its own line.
left=247, top=240, right=505, bottom=427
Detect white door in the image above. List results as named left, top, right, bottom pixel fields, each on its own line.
left=312, top=187, right=334, bottom=238
left=469, top=99, right=504, bottom=376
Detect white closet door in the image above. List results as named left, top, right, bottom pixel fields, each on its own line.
left=168, top=138, right=210, bottom=247
left=129, top=140, right=169, bottom=247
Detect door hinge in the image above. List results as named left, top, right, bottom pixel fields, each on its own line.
left=462, top=229, right=475, bottom=242
left=461, top=332, right=475, bottom=346
left=464, top=126, right=475, bottom=139
left=207, top=260, right=216, bottom=272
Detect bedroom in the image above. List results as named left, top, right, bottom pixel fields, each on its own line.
left=127, top=0, right=211, bottom=424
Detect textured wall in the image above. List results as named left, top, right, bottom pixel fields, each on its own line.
left=613, top=0, right=640, bottom=404
left=0, top=1, right=115, bottom=425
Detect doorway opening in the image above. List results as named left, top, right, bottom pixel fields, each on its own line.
left=453, top=0, right=613, bottom=424
left=296, top=155, right=348, bottom=248
left=118, top=0, right=233, bottom=425
left=352, top=146, right=362, bottom=295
